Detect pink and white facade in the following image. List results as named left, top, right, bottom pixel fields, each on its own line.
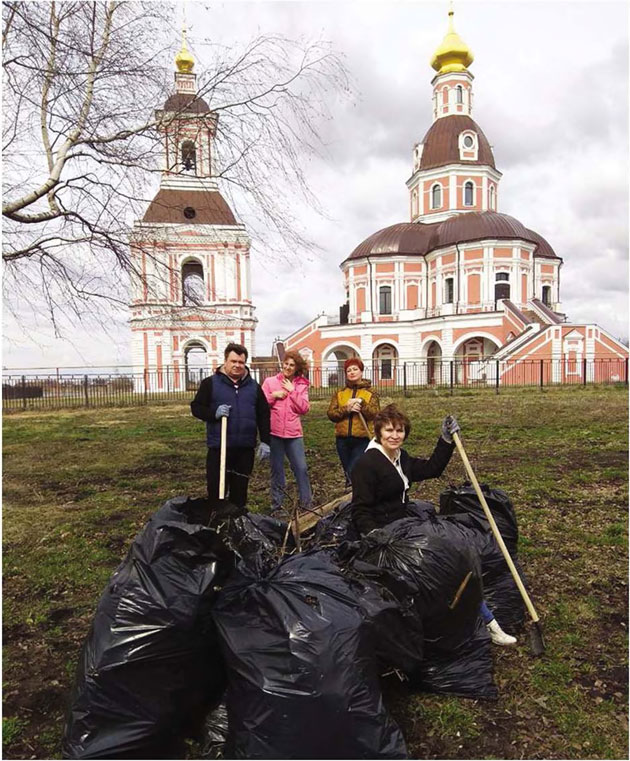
left=129, top=43, right=256, bottom=390
left=282, top=11, right=628, bottom=382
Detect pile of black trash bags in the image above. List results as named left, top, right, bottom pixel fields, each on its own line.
left=62, top=485, right=526, bottom=759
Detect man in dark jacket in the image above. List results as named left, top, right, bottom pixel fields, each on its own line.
left=191, top=343, right=271, bottom=508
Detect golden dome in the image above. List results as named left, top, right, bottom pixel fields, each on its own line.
left=430, top=7, right=474, bottom=74
left=175, top=29, right=194, bottom=73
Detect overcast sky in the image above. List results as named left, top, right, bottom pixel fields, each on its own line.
left=3, top=0, right=628, bottom=369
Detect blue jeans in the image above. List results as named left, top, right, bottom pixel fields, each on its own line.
left=336, top=436, right=369, bottom=483
left=270, top=435, right=312, bottom=509
left=480, top=600, right=494, bottom=624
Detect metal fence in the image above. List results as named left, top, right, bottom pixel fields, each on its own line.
left=3, top=357, right=627, bottom=412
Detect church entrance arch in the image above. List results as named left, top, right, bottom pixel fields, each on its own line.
left=372, top=343, right=398, bottom=385
left=426, top=340, right=443, bottom=386
left=454, top=336, right=500, bottom=385
left=184, top=341, right=208, bottom=390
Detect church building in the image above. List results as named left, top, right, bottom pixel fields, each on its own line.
left=129, top=34, right=256, bottom=390
left=281, top=9, right=628, bottom=384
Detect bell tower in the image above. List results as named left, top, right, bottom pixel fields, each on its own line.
left=129, top=30, right=257, bottom=392
left=407, top=5, right=502, bottom=224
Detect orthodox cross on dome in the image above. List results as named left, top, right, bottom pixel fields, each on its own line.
left=430, top=2, right=474, bottom=75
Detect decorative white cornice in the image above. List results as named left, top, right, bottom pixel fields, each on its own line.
left=131, top=224, right=249, bottom=246
left=158, top=175, right=220, bottom=192
left=407, top=163, right=503, bottom=188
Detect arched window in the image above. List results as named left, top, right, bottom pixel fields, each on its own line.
left=489, top=184, right=496, bottom=210
left=182, top=259, right=205, bottom=305
left=379, top=285, right=392, bottom=315
left=542, top=285, right=552, bottom=306
left=456, top=85, right=463, bottom=104
left=431, top=183, right=442, bottom=209
left=181, top=140, right=197, bottom=173
left=464, top=181, right=474, bottom=206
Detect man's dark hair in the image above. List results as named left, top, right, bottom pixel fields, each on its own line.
left=224, top=342, right=248, bottom=361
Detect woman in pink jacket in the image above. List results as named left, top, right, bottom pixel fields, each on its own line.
left=261, top=351, right=313, bottom=512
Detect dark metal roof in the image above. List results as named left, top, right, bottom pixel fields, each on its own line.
left=142, top=188, right=237, bottom=225
left=162, top=93, right=211, bottom=114
left=347, top=222, right=440, bottom=260
left=522, top=228, right=558, bottom=260
left=345, top=212, right=560, bottom=262
left=419, top=115, right=496, bottom=170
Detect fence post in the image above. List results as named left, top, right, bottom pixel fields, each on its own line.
left=583, top=357, right=587, bottom=386
left=626, top=358, right=629, bottom=387
left=449, top=360, right=454, bottom=395
left=21, top=375, right=27, bottom=409
left=144, top=369, right=149, bottom=404
left=539, top=359, right=544, bottom=390
left=83, top=375, right=89, bottom=407
left=495, top=359, right=500, bottom=394
left=403, top=362, right=407, bottom=396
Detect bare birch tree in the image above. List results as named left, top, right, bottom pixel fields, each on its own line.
left=2, top=0, right=350, bottom=335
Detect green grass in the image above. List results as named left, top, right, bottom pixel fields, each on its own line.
left=2, top=385, right=628, bottom=759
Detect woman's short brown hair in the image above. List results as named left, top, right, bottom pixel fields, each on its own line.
left=284, top=350, right=308, bottom=377
left=373, top=404, right=411, bottom=442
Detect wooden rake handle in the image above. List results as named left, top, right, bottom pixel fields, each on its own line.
left=219, top=415, right=228, bottom=500
left=452, top=431, right=540, bottom=624
left=357, top=410, right=372, bottom=438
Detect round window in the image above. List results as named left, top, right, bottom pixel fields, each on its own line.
left=183, top=207, right=196, bottom=219
left=463, top=135, right=474, bottom=148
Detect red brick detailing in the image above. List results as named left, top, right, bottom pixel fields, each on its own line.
left=236, top=254, right=242, bottom=301
left=407, top=284, right=419, bottom=309
left=143, top=331, right=149, bottom=372
left=376, top=262, right=395, bottom=273
left=356, top=287, right=366, bottom=314
left=493, top=248, right=512, bottom=258
left=464, top=249, right=482, bottom=261
left=468, top=273, right=480, bottom=303
left=174, top=359, right=180, bottom=390
left=156, top=344, right=163, bottom=390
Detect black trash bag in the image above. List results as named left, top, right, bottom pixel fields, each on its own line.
left=343, top=559, right=424, bottom=675
left=312, top=498, right=358, bottom=545
left=439, top=483, right=519, bottom=554
left=213, top=550, right=408, bottom=759
left=352, top=518, right=497, bottom=700
left=212, top=511, right=284, bottom=566
left=62, top=497, right=232, bottom=760
left=404, top=499, right=438, bottom=523
left=439, top=484, right=526, bottom=631
left=199, top=701, right=229, bottom=760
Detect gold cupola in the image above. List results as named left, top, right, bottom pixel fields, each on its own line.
left=430, top=6, right=474, bottom=74
left=175, top=28, right=194, bottom=73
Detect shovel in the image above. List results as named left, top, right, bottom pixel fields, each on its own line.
left=452, top=430, right=546, bottom=656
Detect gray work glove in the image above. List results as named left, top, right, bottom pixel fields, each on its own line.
left=215, top=404, right=231, bottom=419
left=441, top=415, right=461, bottom=443
left=256, top=442, right=271, bottom=462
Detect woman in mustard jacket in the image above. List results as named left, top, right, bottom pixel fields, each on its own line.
left=327, top=358, right=380, bottom=487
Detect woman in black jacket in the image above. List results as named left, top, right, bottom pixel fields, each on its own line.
left=350, top=403, right=516, bottom=646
